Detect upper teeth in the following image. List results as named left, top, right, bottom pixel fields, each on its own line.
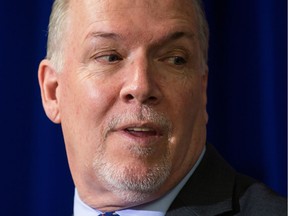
left=127, top=128, right=153, bottom=132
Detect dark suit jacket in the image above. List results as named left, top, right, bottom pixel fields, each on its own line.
left=166, top=144, right=287, bottom=216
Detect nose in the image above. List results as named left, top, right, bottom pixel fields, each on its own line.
left=119, top=57, right=163, bottom=105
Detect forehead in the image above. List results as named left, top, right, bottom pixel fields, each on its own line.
left=67, top=0, right=198, bottom=35
left=69, top=0, right=196, bottom=16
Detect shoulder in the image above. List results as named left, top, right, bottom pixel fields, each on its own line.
left=167, top=145, right=287, bottom=216
left=238, top=181, right=287, bottom=215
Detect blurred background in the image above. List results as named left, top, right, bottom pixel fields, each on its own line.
left=0, top=0, right=286, bottom=215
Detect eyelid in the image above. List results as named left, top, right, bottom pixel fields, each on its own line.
left=91, top=50, right=123, bottom=62
left=160, top=56, right=187, bottom=67
left=158, top=49, right=189, bottom=61
left=158, top=47, right=189, bottom=58
left=92, top=49, right=118, bottom=57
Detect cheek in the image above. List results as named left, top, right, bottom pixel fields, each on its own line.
left=167, top=77, right=203, bottom=122
left=165, top=77, right=205, bottom=152
left=61, top=76, right=117, bottom=121
left=58, top=74, right=118, bottom=146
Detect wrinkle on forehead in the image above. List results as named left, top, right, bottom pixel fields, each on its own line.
left=70, top=0, right=196, bottom=20
left=68, top=0, right=198, bottom=41
left=66, top=0, right=200, bottom=59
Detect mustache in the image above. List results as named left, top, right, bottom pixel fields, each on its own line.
left=106, top=106, right=172, bottom=135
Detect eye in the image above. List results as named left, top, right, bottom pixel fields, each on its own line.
left=160, top=55, right=188, bottom=67
left=166, top=56, right=187, bottom=65
left=94, top=53, right=123, bottom=63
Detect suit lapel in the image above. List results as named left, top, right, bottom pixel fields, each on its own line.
left=166, top=144, right=238, bottom=216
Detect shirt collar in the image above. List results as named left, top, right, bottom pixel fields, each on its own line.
left=74, top=147, right=206, bottom=216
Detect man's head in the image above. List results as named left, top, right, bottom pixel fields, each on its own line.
left=39, top=0, right=209, bottom=211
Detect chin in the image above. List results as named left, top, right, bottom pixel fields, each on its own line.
left=92, top=152, right=172, bottom=202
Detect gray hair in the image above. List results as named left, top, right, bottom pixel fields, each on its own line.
left=46, top=0, right=69, bottom=71
left=193, top=0, right=210, bottom=63
left=46, top=0, right=209, bottom=72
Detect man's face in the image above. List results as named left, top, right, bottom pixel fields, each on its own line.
left=42, top=0, right=208, bottom=209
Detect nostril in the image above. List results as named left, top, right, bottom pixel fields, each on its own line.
left=125, top=94, right=134, bottom=101
left=124, top=94, right=158, bottom=104
left=148, top=96, right=157, bottom=102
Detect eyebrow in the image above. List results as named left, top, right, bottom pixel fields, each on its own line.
left=85, top=32, right=121, bottom=42
left=84, top=31, right=195, bottom=45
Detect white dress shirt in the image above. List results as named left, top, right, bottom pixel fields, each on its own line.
left=74, top=147, right=206, bottom=216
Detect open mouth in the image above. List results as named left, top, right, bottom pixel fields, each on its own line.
left=125, top=127, right=158, bottom=137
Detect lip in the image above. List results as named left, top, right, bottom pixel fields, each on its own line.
left=106, top=122, right=167, bottom=145
left=114, top=122, right=164, bottom=137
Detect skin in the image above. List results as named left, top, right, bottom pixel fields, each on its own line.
left=38, top=0, right=208, bottom=212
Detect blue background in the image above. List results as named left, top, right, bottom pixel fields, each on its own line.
left=0, top=0, right=286, bottom=215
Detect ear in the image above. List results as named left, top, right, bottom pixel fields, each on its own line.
left=38, top=59, right=61, bottom=124
left=201, top=65, right=209, bottom=123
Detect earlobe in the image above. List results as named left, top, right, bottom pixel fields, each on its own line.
left=38, top=59, right=61, bottom=124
